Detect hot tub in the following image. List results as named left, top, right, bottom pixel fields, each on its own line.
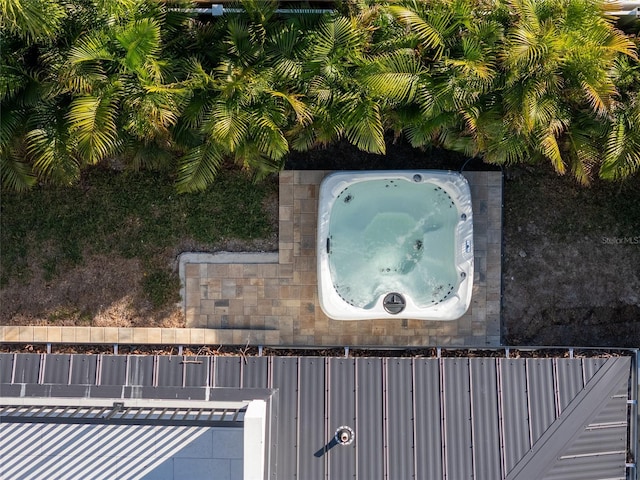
left=317, top=170, right=473, bottom=321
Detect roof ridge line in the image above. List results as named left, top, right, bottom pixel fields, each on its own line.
left=505, top=356, right=631, bottom=480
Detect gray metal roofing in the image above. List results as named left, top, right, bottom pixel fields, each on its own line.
left=0, top=352, right=636, bottom=480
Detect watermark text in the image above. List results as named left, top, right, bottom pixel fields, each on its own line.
left=601, top=236, right=640, bottom=245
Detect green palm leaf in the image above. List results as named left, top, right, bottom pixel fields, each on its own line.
left=25, top=127, right=80, bottom=184
left=361, top=50, right=423, bottom=103
left=67, top=93, right=120, bottom=163
left=176, top=142, right=224, bottom=193
left=600, top=101, right=640, bottom=180
left=206, top=101, right=251, bottom=152
left=115, top=19, right=162, bottom=74
left=0, top=151, right=36, bottom=191
left=387, top=5, right=447, bottom=57
left=343, top=99, right=385, bottom=154
left=250, top=110, right=289, bottom=160
left=0, top=0, right=66, bottom=42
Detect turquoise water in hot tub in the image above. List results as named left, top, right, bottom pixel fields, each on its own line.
left=327, top=179, right=460, bottom=309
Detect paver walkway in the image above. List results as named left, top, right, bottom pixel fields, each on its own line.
left=181, top=170, right=502, bottom=347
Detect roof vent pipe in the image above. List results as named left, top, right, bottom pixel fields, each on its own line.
left=334, top=426, right=355, bottom=446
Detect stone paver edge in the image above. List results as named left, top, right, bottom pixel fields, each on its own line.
left=177, top=251, right=279, bottom=313
left=0, top=326, right=279, bottom=346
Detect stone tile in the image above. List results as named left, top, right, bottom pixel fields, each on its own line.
left=279, top=247, right=293, bottom=264
left=280, top=171, right=294, bottom=184
left=233, top=330, right=255, bottom=345
left=3, top=326, right=19, bottom=342
left=186, top=278, right=201, bottom=307
left=279, top=185, right=294, bottom=206
left=486, top=314, right=501, bottom=336
left=294, top=256, right=314, bottom=272
left=294, top=184, right=312, bottom=199
left=118, top=328, right=133, bottom=344
left=486, top=301, right=501, bottom=316
left=199, top=264, right=208, bottom=278
left=147, top=328, right=162, bottom=344
left=16, top=326, right=32, bottom=343
left=472, top=308, right=487, bottom=323
left=61, top=327, right=75, bottom=343
left=195, top=314, right=208, bottom=328
left=222, top=279, right=238, bottom=298
left=228, top=264, right=244, bottom=277
left=185, top=264, right=200, bottom=276
left=161, top=329, right=176, bottom=344
left=242, top=264, right=258, bottom=277
left=104, top=327, right=118, bottom=344
left=174, top=329, right=191, bottom=345
left=132, top=328, right=148, bottom=344
left=33, top=326, right=48, bottom=343
left=264, top=282, right=280, bottom=299
left=278, top=264, right=294, bottom=278
left=297, top=170, right=329, bottom=184
left=295, top=199, right=316, bottom=214
left=488, top=207, right=502, bottom=224
left=200, top=299, right=216, bottom=315
left=279, top=205, right=293, bottom=221
left=265, top=330, right=280, bottom=345
left=229, top=300, right=244, bottom=315
left=90, top=328, right=104, bottom=343
left=190, top=329, right=205, bottom=345
left=208, top=264, right=229, bottom=278
left=47, top=327, right=62, bottom=343
left=487, top=172, right=503, bottom=186
left=75, top=328, right=90, bottom=343
left=258, top=264, right=278, bottom=278
left=487, top=229, right=501, bottom=245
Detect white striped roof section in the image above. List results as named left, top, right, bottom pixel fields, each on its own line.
left=0, top=423, right=242, bottom=480
left=0, top=352, right=637, bottom=479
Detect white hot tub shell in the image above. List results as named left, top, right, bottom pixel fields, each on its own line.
left=317, top=170, right=474, bottom=321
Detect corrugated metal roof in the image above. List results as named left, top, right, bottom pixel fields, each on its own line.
left=0, top=352, right=636, bottom=480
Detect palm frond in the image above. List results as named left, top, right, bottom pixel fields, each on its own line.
left=176, top=142, right=224, bottom=193
left=250, top=111, right=289, bottom=160
left=267, top=90, right=312, bottom=125
left=67, top=31, right=114, bottom=65
left=288, top=123, right=317, bottom=151
left=387, top=6, right=446, bottom=57
left=361, top=50, right=423, bottom=103
left=0, top=151, right=36, bottom=191
left=313, top=16, right=366, bottom=58
left=537, top=128, right=565, bottom=174
left=116, top=19, right=162, bottom=73
left=600, top=102, right=640, bottom=180
left=342, top=99, right=385, bottom=154
left=25, top=127, right=80, bottom=184
left=206, top=101, right=250, bottom=152
left=67, top=92, right=120, bottom=164
left=484, top=131, right=530, bottom=165
left=0, top=0, right=66, bottom=42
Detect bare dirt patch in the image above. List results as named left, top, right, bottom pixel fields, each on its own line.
left=502, top=167, right=640, bottom=347
left=0, top=254, right=183, bottom=327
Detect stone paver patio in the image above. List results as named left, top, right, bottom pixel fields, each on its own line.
left=181, top=170, right=502, bottom=347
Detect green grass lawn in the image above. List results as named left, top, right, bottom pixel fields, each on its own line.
left=0, top=167, right=277, bottom=308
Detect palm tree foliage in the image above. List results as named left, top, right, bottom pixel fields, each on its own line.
left=1, top=0, right=638, bottom=192
left=498, top=0, right=637, bottom=182
left=1, top=0, right=192, bottom=189
left=175, top=1, right=312, bottom=192
left=385, top=0, right=637, bottom=183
